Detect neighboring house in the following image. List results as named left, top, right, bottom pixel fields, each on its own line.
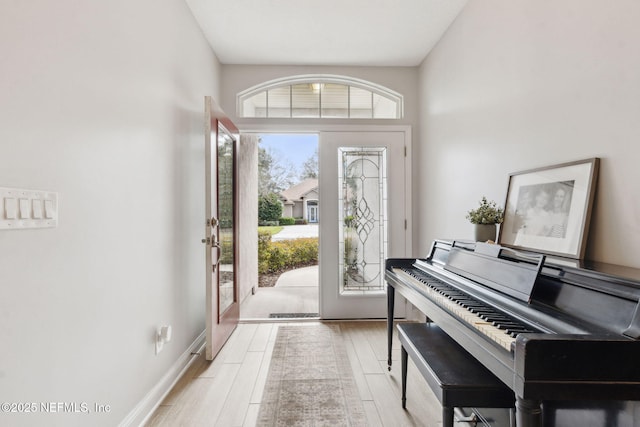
left=280, top=178, right=319, bottom=223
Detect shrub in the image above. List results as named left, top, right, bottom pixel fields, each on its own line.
left=265, top=243, right=291, bottom=272
left=258, top=231, right=272, bottom=274
left=288, top=238, right=318, bottom=266
left=278, top=217, right=295, bottom=226
left=258, top=220, right=280, bottom=226
left=258, top=230, right=272, bottom=250
left=258, top=193, right=283, bottom=222
left=294, top=218, right=308, bottom=225
left=258, top=235, right=318, bottom=275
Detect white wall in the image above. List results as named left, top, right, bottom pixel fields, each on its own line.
left=0, top=1, right=221, bottom=426
left=418, top=0, right=640, bottom=267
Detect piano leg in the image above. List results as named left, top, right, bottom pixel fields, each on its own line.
left=387, top=284, right=395, bottom=371
left=516, top=397, right=542, bottom=427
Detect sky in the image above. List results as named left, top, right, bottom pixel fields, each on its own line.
left=259, top=133, right=318, bottom=174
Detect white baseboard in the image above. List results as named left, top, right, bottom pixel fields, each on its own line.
left=119, top=330, right=206, bottom=427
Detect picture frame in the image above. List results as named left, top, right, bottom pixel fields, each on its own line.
left=498, top=158, right=600, bottom=259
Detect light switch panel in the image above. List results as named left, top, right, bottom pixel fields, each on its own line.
left=1, top=187, right=58, bottom=229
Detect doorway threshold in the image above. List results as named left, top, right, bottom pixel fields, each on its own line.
left=269, top=312, right=319, bottom=318
left=240, top=316, right=320, bottom=324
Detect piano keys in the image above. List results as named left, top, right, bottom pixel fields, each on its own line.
left=391, top=266, right=538, bottom=351
left=386, top=239, right=640, bottom=427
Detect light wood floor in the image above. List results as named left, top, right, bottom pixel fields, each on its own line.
left=145, top=321, right=445, bottom=427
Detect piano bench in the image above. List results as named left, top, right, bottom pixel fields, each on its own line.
left=397, top=323, right=515, bottom=427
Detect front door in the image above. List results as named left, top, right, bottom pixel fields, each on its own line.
left=204, top=96, right=239, bottom=360
left=319, top=130, right=410, bottom=319
left=308, top=204, right=318, bottom=223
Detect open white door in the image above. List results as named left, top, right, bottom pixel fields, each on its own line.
left=319, top=130, right=411, bottom=319
left=204, top=97, right=239, bottom=360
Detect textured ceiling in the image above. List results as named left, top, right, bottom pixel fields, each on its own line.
left=185, top=0, right=468, bottom=66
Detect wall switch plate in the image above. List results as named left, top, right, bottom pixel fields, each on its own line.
left=1, top=187, right=58, bottom=229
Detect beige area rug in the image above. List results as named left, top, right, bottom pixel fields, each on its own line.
left=257, top=323, right=367, bottom=427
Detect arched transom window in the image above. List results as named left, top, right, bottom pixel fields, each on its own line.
left=237, top=75, right=403, bottom=119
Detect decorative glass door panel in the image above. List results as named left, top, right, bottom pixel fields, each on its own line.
left=339, top=147, right=387, bottom=294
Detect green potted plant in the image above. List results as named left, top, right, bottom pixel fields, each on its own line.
left=466, top=196, right=504, bottom=242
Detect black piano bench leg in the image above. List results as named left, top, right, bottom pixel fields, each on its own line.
left=442, top=406, right=454, bottom=427
left=401, top=344, right=408, bottom=409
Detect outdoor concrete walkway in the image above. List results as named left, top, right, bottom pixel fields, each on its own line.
left=240, top=265, right=319, bottom=319
left=274, top=265, right=318, bottom=287
left=271, top=224, right=318, bottom=241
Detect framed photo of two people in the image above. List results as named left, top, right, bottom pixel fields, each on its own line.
left=498, top=158, right=599, bottom=259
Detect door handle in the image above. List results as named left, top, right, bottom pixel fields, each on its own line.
left=212, top=241, right=222, bottom=272
left=204, top=217, right=222, bottom=270
left=201, top=236, right=222, bottom=268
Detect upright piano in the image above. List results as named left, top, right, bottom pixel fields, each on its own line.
left=386, top=239, right=640, bottom=427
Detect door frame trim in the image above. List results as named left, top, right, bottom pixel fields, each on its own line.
left=239, top=124, right=412, bottom=319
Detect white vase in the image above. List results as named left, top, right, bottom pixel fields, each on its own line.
left=474, top=224, right=496, bottom=242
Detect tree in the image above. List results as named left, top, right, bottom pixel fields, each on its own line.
left=299, top=148, right=318, bottom=180
left=258, top=144, right=297, bottom=196
left=258, top=193, right=283, bottom=222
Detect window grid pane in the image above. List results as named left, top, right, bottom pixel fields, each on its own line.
left=267, top=86, right=291, bottom=118
left=321, top=84, right=349, bottom=118
left=291, top=84, right=320, bottom=118
left=242, top=92, right=267, bottom=118
left=349, top=87, right=373, bottom=118
left=373, top=93, right=397, bottom=119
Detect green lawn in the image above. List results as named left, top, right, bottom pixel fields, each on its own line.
left=258, top=226, right=283, bottom=235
